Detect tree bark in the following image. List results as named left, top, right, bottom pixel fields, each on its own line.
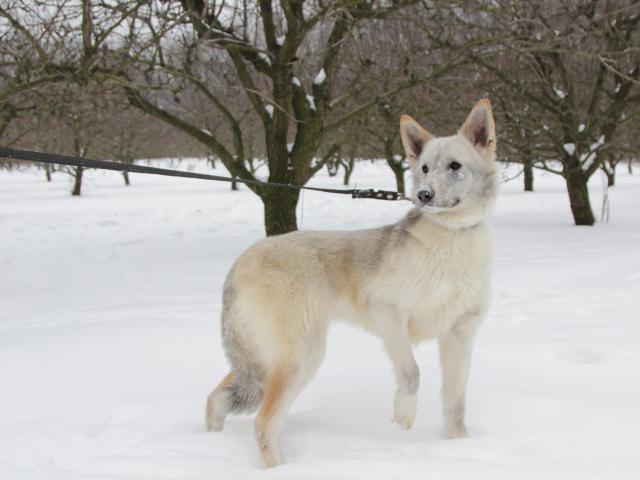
left=602, top=156, right=616, bottom=187
left=393, top=167, right=405, bottom=194
left=342, top=157, right=355, bottom=185
left=262, top=189, right=299, bottom=236
left=606, top=168, right=615, bottom=187
left=627, top=158, right=633, bottom=175
left=72, top=166, right=83, bottom=196
left=386, top=158, right=406, bottom=194
left=564, top=166, right=595, bottom=225
left=383, top=135, right=406, bottom=194
left=45, top=164, right=52, bottom=182
left=523, top=159, right=534, bottom=191
left=123, top=170, right=130, bottom=186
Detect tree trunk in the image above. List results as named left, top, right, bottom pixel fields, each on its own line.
left=231, top=176, right=238, bottom=191
left=72, top=166, right=83, bottom=196
left=343, top=158, right=355, bottom=185
left=327, top=160, right=339, bottom=177
left=123, top=170, right=130, bottom=186
left=386, top=158, right=406, bottom=194
left=564, top=167, right=595, bottom=226
left=606, top=168, right=615, bottom=187
left=45, top=164, right=52, bottom=182
left=262, top=189, right=299, bottom=236
left=393, top=168, right=405, bottom=194
left=384, top=136, right=406, bottom=194
left=627, top=157, right=633, bottom=174
left=602, top=157, right=616, bottom=187
left=523, top=159, right=534, bottom=191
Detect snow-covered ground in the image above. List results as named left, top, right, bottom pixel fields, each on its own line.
left=1, top=160, right=639, bottom=480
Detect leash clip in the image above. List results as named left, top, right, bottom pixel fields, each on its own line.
left=352, top=189, right=404, bottom=201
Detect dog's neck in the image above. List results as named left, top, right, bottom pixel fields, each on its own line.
left=398, top=207, right=485, bottom=246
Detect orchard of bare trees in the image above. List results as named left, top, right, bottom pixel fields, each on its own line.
left=1, top=1, right=638, bottom=234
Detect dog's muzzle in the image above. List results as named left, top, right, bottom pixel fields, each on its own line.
left=417, top=188, right=435, bottom=205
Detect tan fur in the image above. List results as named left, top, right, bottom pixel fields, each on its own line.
left=255, top=368, right=289, bottom=467
left=207, top=99, right=498, bottom=467
left=205, top=371, right=236, bottom=432
left=257, top=370, right=287, bottom=425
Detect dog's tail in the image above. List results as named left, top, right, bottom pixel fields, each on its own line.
left=221, top=345, right=264, bottom=414
left=207, top=297, right=263, bottom=430
left=219, top=283, right=264, bottom=414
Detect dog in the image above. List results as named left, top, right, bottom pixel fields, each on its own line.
left=205, top=98, right=498, bottom=467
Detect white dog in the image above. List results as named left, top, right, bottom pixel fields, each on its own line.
left=206, top=99, right=498, bottom=467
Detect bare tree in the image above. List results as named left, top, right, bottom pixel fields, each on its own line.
left=424, top=1, right=640, bottom=225
left=5, top=0, right=637, bottom=229
left=116, top=1, right=451, bottom=235
left=10, top=83, right=184, bottom=194
left=24, top=85, right=112, bottom=196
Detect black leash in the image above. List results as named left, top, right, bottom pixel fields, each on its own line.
left=0, top=146, right=409, bottom=201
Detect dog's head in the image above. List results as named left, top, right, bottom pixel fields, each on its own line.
left=400, top=98, right=498, bottom=229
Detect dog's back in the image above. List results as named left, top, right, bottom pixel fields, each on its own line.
left=205, top=98, right=498, bottom=468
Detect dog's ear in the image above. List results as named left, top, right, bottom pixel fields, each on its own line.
left=459, top=98, right=496, bottom=161
left=400, top=115, right=432, bottom=162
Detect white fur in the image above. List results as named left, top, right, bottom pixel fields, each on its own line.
left=206, top=99, right=498, bottom=467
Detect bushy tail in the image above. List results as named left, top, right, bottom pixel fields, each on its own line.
left=206, top=329, right=263, bottom=431
left=224, top=368, right=263, bottom=414
left=220, top=281, right=264, bottom=414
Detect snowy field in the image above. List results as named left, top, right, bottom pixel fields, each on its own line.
left=1, top=160, right=639, bottom=480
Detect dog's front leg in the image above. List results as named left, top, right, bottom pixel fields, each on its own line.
left=377, top=311, right=419, bottom=430
left=438, top=326, right=477, bottom=438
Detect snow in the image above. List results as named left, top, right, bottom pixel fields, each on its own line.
left=562, top=143, right=575, bottom=155
left=2, top=161, right=640, bottom=479
left=258, top=52, right=271, bottom=66
left=306, top=94, right=316, bottom=111
left=581, top=135, right=606, bottom=172
left=553, top=86, right=566, bottom=99
left=287, top=142, right=294, bottom=153
left=292, top=77, right=301, bottom=87
left=313, top=68, right=327, bottom=85
left=578, top=124, right=585, bottom=133
left=276, top=35, right=285, bottom=46
left=265, top=105, right=274, bottom=118
left=200, top=128, right=212, bottom=136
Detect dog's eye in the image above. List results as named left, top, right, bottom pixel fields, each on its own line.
left=449, top=161, right=461, bottom=171
left=421, top=164, right=428, bottom=174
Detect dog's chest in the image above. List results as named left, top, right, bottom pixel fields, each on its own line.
left=376, top=226, right=492, bottom=339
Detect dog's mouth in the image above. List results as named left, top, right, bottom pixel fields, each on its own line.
left=419, top=198, right=460, bottom=211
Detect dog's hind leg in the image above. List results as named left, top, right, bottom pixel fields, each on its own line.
left=205, top=371, right=236, bottom=432
left=254, top=344, right=324, bottom=468
left=254, top=367, right=302, bottom=468
left=438, top=327, right=476, bottom=438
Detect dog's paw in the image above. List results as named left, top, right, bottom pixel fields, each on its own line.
left=393, top=391, right=417, bottom=430
left=444, top=423, right=468, bottom=439
left=393, top=413, right=414, bottom=430
left=206, top=415, right=225, bottom=432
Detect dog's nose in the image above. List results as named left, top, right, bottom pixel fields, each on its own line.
left=417, top=188, right=435, bottom=204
